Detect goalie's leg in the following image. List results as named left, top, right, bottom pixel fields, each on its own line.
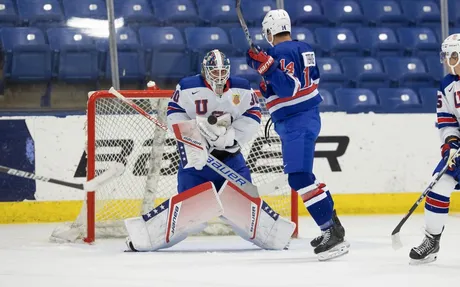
left=124, top=182, right=223, bottom=251
left=218, top=180, right=296, bottom=250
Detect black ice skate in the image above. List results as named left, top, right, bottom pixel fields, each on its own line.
left=409, top=231, right=442, bottom=265
left=310, top=210, right=345, bottom=248
left=314, top=223, right=350, bottom=261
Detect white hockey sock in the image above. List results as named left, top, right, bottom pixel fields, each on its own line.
left=424, top=175, right=457, bottom=235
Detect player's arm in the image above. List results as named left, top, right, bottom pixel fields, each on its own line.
left=166, top=84, right=191, bottom=131
left=437, top=88, right=460, bottom=168
left=232, top=88, right=262, bottom=145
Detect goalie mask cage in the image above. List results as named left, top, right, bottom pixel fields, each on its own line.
left=50, top=90, right=298, bottom=243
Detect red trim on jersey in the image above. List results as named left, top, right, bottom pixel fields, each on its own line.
left=437, top=117, right=457, bottom=123
left=266, top=83, right=318, bottom=110
left=247, top=110, right=262, bottom=119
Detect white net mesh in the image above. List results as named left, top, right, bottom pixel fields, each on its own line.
left=50, top=91, right=296, bottom=242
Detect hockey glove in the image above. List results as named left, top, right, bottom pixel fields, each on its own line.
left=208, top=126, right=236, bottom=149
left=259, top=80, right=275, bottom=99
left=246, top=46, right=279, bottom=76
left=441, top=136, right=460, bottom=170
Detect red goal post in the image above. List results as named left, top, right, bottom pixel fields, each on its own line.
left=66, top=89, right=298, bottom=243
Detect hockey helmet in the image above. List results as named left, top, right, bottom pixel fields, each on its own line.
left=441, top=34, right=460, bottom=74
left=262, top=9, right=291, bottom=46
left=201, top=49, right=230, bottom=96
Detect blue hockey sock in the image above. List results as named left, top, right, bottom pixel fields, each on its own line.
left=298, top=183, right=334, bottom=230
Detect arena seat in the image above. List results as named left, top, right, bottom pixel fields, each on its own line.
left=315, top=28, right=361, bottom=58
left=341, top=57, right=389, bottom=90
left=382, top=56, right=434, bottom=88
left=316, top=57, right=348, bottom=90
left=335, top=88, right=380, bottom=113
left=62, top=0, right=107, bottom=20
left=0, top=0, right=19, bottom=27
left=355, top=27, right=403, bottom=57
left=360, top=0, right=407, bottom=27
left=284, top=0, right=328, bottom=28
left=396, top=27, right=438, bottom=57
left=114, top=0, right=155, bottom=25
left=17, top=0, right=63, bottom=28
left=323, top=0, right=366, bottom=27
left=139, top=26, right=192, bottom=79
left=377, top=88, right=423, bottom=113
left=47, top=28, right=98, bottom=81
left=151, top=0, right=199, bottom=26
left=400, top=0, right=440, bottom=27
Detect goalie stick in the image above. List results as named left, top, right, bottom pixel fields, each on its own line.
left=0, top=162, right=124, bottom=191
left=391, top=149, right=460, bottom=250
left=108, top=87, right=288, bottom=198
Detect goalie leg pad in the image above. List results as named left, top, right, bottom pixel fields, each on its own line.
left=218, top=180, right=296, bottom=250
left=124, top=182, right=223, bottom=251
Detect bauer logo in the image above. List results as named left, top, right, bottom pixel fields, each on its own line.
left=73, top=136, right=349, bottom=178
left=169, top=202, right=182, bottom=239
left=249, top=202, right=258, bottom=238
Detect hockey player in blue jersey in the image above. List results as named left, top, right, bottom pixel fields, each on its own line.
left=408, top=34, right=460, bottom=264
left=246, top=9, right=349, bottom=260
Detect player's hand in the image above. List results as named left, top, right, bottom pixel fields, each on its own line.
left=441, top=136, right=460, bottom=170
left=246, top=46, right=278, bottom=76
left=208, top=126, right=236, bottom=149
left=197, top=116, right=226, bottom=143
left=259, top=80, right=275, bottom=98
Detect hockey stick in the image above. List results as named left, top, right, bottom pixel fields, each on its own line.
left=0, top=162, right=125, bottom=191
left=236, top=0, right=257, bottom=52
left=391, top=150, right=460, bottom=250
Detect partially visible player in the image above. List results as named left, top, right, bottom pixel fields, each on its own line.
left=124, top=49, right=295, bottom=252
left=246, top=9, right=348, bottom=261
left=409, top=34, right=460, bottom=264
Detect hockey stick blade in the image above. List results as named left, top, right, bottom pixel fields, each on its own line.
left=391, top=232, right=403, bottom=250
left=83, top=162, right=125, bottom=191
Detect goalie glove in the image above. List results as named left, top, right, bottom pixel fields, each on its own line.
left=196, top=114, right=234, bottom=149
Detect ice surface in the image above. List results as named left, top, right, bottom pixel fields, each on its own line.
left=1, top=215, right=459, bottom=287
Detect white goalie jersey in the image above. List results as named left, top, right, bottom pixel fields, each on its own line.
left=166, top=75, right=262, bottom=153
left=437, top=74, right=460, bottom=142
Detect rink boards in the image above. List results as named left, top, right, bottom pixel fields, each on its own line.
left=1, top=112, right=460, bottom=223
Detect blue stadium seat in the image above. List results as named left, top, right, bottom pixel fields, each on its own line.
left=0, top=0, right=19, bottom=27
left=318, top=88, right=338, bottom=112
left=97, top=27, right=145, bottom=81
left=1, top=27, right=52, bottom=81
left=382, top=57, right=434, bottom=88
left=139, top=26, right=192, bottom=79
left=418, top=87, right=437, bottom=113
left=241, top=0, right=276, bottom=26
left=62, top=0, right=107, bottom=20
left=185, top=27, right=233, bottom=67
left=284, top=0, right=328, bottom=28
left=17, top=0, right=63, bottom=27
left=448, top=0, right=460, bottom=27
left=323, top=0, right=366, bottom=27
left=377, top=88, right=423, bottom=113
left=152, top=0, right=199, bottom=26
left=230, top=27, right=270, bottom=56
left=316, top=57, right=347, bottom=90
left=400, top=0, right=440, bottom=27
left=360, top=0, right=407, bottom=27
left=341, top=57, right=389, bottom=90
left=396, top=27, right=438, bottom=57
left=114, top=0, right=155, bottom=25
left=229, top=57, right=261, bottom=85
left=291, top=27, right=320, bottom=55
left=335, top=88, right=380, bottom=113
left=315, top=28, right=361, bottom=58
left=46, top=28, right=98, bottom=82
left=197, top=0, right=238, bottom=27
left=355, top=27, right=403, bottom=57
left=425, top=55, right=444, bottom=83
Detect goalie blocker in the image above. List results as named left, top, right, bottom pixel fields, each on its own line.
left=125, top=181, right=295, bottom=252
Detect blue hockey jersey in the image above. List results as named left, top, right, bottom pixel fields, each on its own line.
left=263, top=40, right=322, bottom=122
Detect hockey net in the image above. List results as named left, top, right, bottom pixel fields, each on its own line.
left=50, top=90, right=298, bottom=243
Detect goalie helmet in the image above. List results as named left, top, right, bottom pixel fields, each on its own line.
left=441, top=34, right=460, bottom=75
left=201, top=49, right=230, bottom=96
left=262, top=9, right=291, bottom=46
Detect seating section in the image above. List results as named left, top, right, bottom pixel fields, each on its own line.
left=0, top=0, right=454, bottom=112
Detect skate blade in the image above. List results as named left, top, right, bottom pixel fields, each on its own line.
left=409, top=253, right=438, bottom=265
left=317, top=241, right=350, bottom=261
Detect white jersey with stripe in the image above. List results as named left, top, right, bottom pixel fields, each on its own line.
left=437, top=74, right=460, bottom=142
left=167, top=75, right=262, bottom=153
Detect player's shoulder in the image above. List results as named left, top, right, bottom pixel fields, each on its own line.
left=440, top=74, right=459, bottom=94
left=269, top=40, right=314, bottom=57
left=178, top=74, right=206, bottom=91
left=229, top=76, right=251, bottom=91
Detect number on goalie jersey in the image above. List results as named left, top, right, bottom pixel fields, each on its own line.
left=245, top=9, right=349, bottom=261
left=167, top=49, right=261, bottom=194
left=409, top=34, right=460, bottom=265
